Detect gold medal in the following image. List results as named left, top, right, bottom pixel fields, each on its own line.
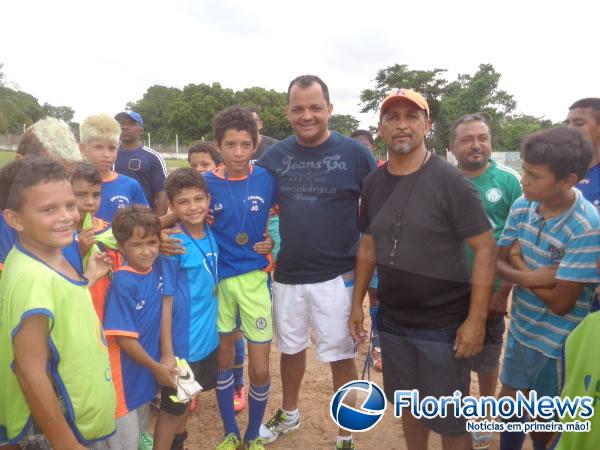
left=235, top=232, right=249, bottom=246
left=214, top=285, right=219, bottom=297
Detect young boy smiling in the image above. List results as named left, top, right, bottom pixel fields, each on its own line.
left=103, top=205, right=176, bottom=450
left=153, top=168, right=220, bottom=450
left=0, top=158, right=115, bottom=449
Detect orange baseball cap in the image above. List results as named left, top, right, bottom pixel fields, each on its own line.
left=380, top=89, right=430, bottom=119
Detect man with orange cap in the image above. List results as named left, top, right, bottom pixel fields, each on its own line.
left=349, top=89, right=496, bottom=450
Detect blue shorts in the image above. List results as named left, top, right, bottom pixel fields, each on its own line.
left=379, top=319, right=470, bottom=437
left=470, top=316, right=505, bottom=373
left=369, top=271, right=378, bottom=290
left=500, top=332, right=561, bottom=397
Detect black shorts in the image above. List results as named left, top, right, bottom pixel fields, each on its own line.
left=160, top=349, right=218, bottom=416
left=470, top=316, right=505, bottom=373
left=379, top=321, right=470, bottom=437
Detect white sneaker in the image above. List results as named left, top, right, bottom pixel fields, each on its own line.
left=259, top=408, right=300, bottom=444
left=169, top=358, right=202, bottom=403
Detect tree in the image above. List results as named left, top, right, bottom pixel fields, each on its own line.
left=496, top=115, right=554, bottom=152
left=328, top=114, right=360, bottom=136
left=129, top=83, right=292, bottom=144
left=42, top=103, right=75, bottom=123
left=360, top=63, right=519, bottom=154
left=128, top=85, right=183, bottom=143
left=0, top=86, right=44, bottom=133
left=0, top=63, right=5, bottom=87
left=360, top=64, right=448, bottom=127
left=234, top=87, right=291, bottom=139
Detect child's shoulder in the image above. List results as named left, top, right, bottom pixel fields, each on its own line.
left=508, top=195, right=531, bottom=215
left=2, top=246, right=57, bottom=285
left=572, top=194, right=600, bottom=232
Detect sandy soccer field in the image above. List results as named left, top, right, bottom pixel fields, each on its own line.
left=151, top=303, right=533, bottom=450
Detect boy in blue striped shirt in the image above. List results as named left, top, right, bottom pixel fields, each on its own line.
left=496, top=127, right=600, bottom=450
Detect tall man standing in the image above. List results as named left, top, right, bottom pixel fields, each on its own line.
left=449, top=113, right=522, bottom=450
left=114, top=111, right=168, bottom=215
left=349, top=90, right=496, bottom=450
left=257, top=75, right=376, bottom=450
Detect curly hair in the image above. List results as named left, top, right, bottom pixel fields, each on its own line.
left=112, top=205, right=161, bottom=245
left=213, top=106, right=258, bottom=148
left=165, top=167, right=209, bottom=202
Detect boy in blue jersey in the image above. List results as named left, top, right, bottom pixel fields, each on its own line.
left=104, top=205, right=177, bottom=450
left=496, top=127, right=600, bottom=450
left=79, top=114, right=148, bottom=222
left=205, top=106, right=276, bottom=450
left=153, top=168, right=220, bottom=450
left=187, top=142, right=249, bottom=413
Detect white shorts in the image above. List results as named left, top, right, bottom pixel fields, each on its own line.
left=272, top=271, right=357, bottom=362
left=106, top=404, right=150, bottom=450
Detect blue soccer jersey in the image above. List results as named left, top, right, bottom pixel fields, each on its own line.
left=160, top=225, right=219, bottom=362
left=0, top=215, right=16, bottom=269
left=204, top=165, right=276, bottom=280
left=103, top=265, right=163, bottom=417
left=498, top=190, right=600, bottom=358
left=97, top=172, right=148, bottom=222
left=577, top=162, right=600, bottom=209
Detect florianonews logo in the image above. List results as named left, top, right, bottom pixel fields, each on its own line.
left=330, top=381, right=386, bottom=432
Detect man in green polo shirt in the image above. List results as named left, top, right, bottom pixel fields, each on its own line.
left=449, top=113, right=522, bottom=450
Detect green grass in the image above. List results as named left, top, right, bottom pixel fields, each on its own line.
left=0, top=151, right=13, bottom=167
left=0, top=150, right=188, bottom=170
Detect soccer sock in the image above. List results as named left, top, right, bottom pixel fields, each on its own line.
left=500, top=431, right=526, bottom=450
left=369, top=305, right=380, bottom=348
left=216, top=369, right=239, bottom=437
left=282, top=408, right=300, bottom=419
left=500, top=414, right=527, bottom=450
left=233, top=337, right=245, bottom=388
left=531, top=438, right=548, bottom=450
left=170, top=431, right=187, bottom=450
left=244, top=381, right=271, bottom=442
left=336, top=435, right=353, bottom=444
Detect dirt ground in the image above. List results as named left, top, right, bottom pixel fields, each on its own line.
left=151, top=304, right=533, bottom=450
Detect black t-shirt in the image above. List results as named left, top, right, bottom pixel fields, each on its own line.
left=253, top=135, right=279, bottom=159
left=359, top=154, right=490, bottom=329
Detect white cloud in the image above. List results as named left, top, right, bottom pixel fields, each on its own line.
left=2, top=0, right=598, bottom=132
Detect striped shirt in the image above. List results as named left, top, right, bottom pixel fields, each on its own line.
left=498, top=189, right=600, bottom=359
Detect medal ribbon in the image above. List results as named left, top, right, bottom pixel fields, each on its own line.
left=179, top=223, right=219, bottom=290
left=224, top=166, right=251, bottom=243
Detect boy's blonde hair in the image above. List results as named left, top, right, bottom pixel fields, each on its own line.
left=79, top=113, right=121, bottom=146
left=17, top=117, right=82, bottom=162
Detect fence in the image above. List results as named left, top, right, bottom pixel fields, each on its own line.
left=0, top=134, right=21, bottom=151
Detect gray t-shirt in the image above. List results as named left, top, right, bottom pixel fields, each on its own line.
left=257, top=131, right=376, bottom=284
